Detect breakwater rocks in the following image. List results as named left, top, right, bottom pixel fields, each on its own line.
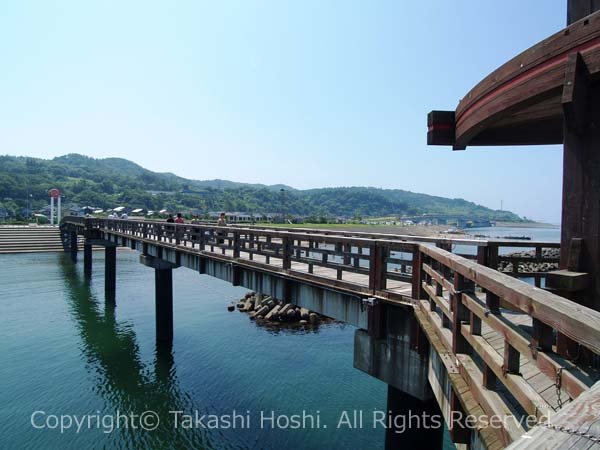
left=498, top=248, right=559, bottom=274
left=228, top=292, right=325, bottom=326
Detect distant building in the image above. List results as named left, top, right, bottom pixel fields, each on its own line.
left=207, top=212, right=254, bottom=223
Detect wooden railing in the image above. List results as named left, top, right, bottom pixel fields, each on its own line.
left=414, top=244, right=600, bottom=445
left=64, top=218, right=561, bottom=294
left=231, top=224, right=561, bottom=285
left=74, top=217, right=421, bottom=302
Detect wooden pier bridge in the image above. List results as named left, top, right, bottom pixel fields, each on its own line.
left=61, top=216, right=600, bottom=450
left=55, top=1, right=600, bottom=448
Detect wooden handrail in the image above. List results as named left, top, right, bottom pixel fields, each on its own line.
left=63, top=216, right=562, bottom=287
left=419, top=244, right=600, bottom=354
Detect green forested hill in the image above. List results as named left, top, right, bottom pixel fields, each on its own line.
left=0, top=154, right=523, bottom=222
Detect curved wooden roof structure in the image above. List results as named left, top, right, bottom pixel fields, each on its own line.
left=428, top=9, right=600, bottom=149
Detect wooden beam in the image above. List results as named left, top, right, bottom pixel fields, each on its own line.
left=427, top=110, right=456, bottom=146
left=562, top=52, right=589, bottom=135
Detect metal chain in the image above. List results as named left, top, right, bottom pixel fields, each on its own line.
left=538, top=421, right=600, bottom=443
left=555, top=366, right=564, bottom=409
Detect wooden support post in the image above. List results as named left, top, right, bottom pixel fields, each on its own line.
left=337, top=242, right=348, bottom=280
left=486, top=291, right=500, bottom=314
left=155, top=268, right=173, bottom=343
left=451, top=273, right=470, bottom=354
left=84, top=243, right=92, bottom=277
left=411, top=246, right=425, bottom=300
left=435, top=278, right=443, bottom=297
left=175, top=225, right=181, bottom=246
left=369, top=244, right=378, bottom=291
left=233, top=232, right=240, bottom=258
left=532, top=318, right=554, bottom=353
left=380, top=246, right=388, bottom=290
left=512, top=258, right=520, bottom=277
left=477, top=245, right=488, bottom=266
left=561, top=52, right=600, bottom=309
left=343, top=243, right=351, bottom=265
left=198, top=228, right=205, bottom=251
left=369, top=243, right=387, bottom=292
left=483, top=364, right=497, bottom=390
left=105, top=246, right=116, bottom=302
left=488, top=243, right=499, bottom=271
left=282, top=236, right=291, bottom=270
left=504, top=343, right=520, bottom=375
left=470, top=311, right=482, bottom=336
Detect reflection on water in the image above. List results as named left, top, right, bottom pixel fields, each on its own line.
left=1, top=252, right=388, bottom=450
left=58, top=255, right=214, bottom=450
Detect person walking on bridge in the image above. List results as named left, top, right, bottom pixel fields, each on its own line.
left=175, top=213, right=184, bottom=224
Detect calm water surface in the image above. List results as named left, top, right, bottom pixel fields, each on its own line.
left=0, top=251, right=412, bottom=450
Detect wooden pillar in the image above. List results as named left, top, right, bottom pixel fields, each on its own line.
left=411, top=246, right=425, bottom=301
left=105, top=246, right=116, bottom=302
left=84, top=243, right=92, bottom=277
left=69, top=231, right=78, bottom=262
left=385, top=386, right=443, bottom=450
left=561, top=54, right=600, bottom=310
left=155, top=268, right=174, bottom=343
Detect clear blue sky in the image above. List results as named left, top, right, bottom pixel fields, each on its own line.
left=1, top=0, right=567, bottom=223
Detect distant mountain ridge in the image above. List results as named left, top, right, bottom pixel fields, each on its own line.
left=0, top=153, right=523, bottom=222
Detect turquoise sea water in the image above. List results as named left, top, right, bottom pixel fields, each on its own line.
left=0, top=251, right=399, bottom=450
left=466, top=226, right=560, bottom=244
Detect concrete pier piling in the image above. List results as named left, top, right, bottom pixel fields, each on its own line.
left=83, top=243, right=92, bottom=277
left=155, top=268, right=174, bottom=343
left=69, top=231, right=78, bottom=262
left=140, top=254, right=179, bottom=343
left=105, top=246, right=116, bottom=302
